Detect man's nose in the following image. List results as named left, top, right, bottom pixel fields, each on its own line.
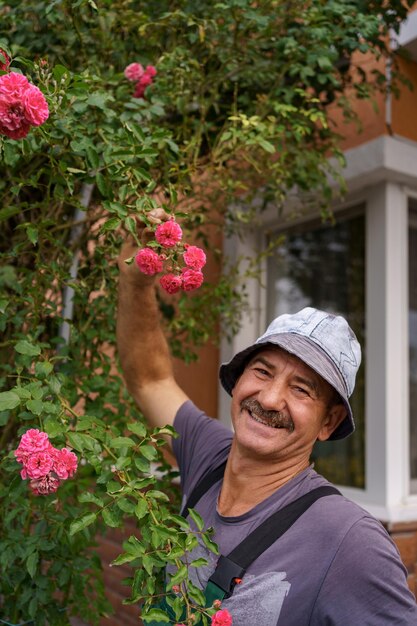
left=257, top=380, right=287, bottom=412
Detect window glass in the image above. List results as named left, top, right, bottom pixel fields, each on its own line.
left=266, top=208, right=366, bottom=488
left=409, top=200, right=417, bottom=493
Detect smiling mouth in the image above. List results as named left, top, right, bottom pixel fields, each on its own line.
left=242, top=399, right=294, bottom=431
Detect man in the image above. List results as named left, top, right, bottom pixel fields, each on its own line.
left=117, top=210, right=417, bottom=625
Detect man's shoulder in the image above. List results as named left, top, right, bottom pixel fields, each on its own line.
left=299, top=471, right=383, bottom=536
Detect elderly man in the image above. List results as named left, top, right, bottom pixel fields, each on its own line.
left=117, top=211, right=417, bottom=625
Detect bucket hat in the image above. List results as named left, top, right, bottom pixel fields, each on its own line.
left=219, top=307, right=362, bottom=440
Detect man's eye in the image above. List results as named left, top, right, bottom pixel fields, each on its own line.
left=254, top=367, right=269, bottom=376
left=294, top=386, right=309, bottom=396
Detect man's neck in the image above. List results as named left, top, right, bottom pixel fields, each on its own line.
left=217, top=444, right=310, bottom=517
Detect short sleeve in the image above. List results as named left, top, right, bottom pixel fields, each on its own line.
left=172, top=400, right=233, bottom=500
left=311, top=515, right=417, bottom=625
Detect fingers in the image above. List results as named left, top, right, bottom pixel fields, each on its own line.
left=140, top=208, right=170, bottom=246
left=117, top=208, right=172, bottom=280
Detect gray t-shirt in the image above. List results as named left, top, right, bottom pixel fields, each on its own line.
left=172, top=400, right=417, bottom=625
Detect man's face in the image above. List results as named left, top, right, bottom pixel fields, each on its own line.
left=230, top=346, right=346, bottom=463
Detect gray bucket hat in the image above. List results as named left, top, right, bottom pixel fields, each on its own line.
left=219, top=307, right=362, bottom=440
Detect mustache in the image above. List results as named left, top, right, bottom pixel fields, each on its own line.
left=241, top=398, right=294, bottom=431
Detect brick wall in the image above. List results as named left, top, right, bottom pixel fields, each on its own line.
left=386, top=521, right=417, bottom=598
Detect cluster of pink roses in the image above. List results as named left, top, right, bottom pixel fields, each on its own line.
left=0, top=50, right=49, bottom=140
left=14, top=429, right=78, bottom=496
left=124, top=62, right=157, bottom=99
left=135, top=218, right=206, bottom=294
left=174, top=608, right=232, bottom=626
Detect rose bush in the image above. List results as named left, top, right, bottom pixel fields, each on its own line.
left=0, top=1, right=410, bottom=624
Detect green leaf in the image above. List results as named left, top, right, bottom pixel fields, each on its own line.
left=117, top=497, right=136, bottom=513
left=187, top=579, right=206, bottom=605
left=44, top=419, right=67, bottom=438
left=15, top=340, right=41, bottom=356
left=26, top=225, right=38, bottom=245
left=0, top=391, right=20, bottom=411
left=26, top=398, right=44, bottom=416
left=110, top=436, right=136, bottom=449
left=111, top=552, right=137, bottom=566
left=69, top=512, right=97, bottom=536
left=168, top=564, right=188, bottom=587
left=87, top=92, right=113, bottom=110
left=86, top=146, right=100, bottom=169
left=67, top=432, right=99, bottom=453
left=139, top=444, right=157, bottom=460
left=127, top=421, right=147, bottom=437
left=26, top=551, right=39, bottom=578
left=124, top=216, right=138, bottom=237
left=78, top=492, right=105, bottom=507
left=142, top=608, right=170, bottom=623
left=100, top=216, right=120, bottom=232
left=102, top=507, right=123, bottom=528
left=134, top=499, right=148, bottom=520
left=201, top=534, right=219, bottom=555
left=142, top=554, right=154, bottom=576
left=188, top=508, right=204, bottom=532
left=190, top=557, right=209, bottom=567
left=146, top=490, right=169, bottom=502
left=35, top=361, right=54, bottom=379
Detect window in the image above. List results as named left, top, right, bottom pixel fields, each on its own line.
left=266, top=207, right=366, bottom=488
left=409, top=200, right=417, bottom=493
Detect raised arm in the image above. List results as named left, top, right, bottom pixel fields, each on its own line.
left=116, top=210, right=189, bottom=445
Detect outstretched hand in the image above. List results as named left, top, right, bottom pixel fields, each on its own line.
left=117, top=208, right=170, bottom=284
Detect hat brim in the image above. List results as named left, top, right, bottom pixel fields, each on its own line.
left=219, top=333, right=354, bottom=441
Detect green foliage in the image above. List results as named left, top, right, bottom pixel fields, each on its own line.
left=0, top=0, right=411, bottom=623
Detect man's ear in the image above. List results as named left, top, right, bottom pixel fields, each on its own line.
left=317, top=405, right=347, bottom=442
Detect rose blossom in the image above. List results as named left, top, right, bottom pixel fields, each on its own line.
left=183, top=245, right=207, bottom=270
left=133, top=73, right=153, bottom=98
left=144, top=65, right=157, bottom=78
left=181, top=268, right=204, bottom=292
left=155, top=220, right=183, bottom=248
left=14, top=428, right=51, bottom=464
left=25, top=450, right=54, bottom=479
left=133, top=65, right=157, bottom=98
left=51, top=447, right=78, bottom=479
left=0, top=72, right=49, bottom=140
left=159, top=273, right=182, bottom=294
left=22, top=84, right=49, bottom=126
left=29, top=473, right=60, bottom=496
left=124, top=62, right=144, bottom=82
left=211, top=609, right=233, bottom=626
left=135, top=247, right=164, bottom=275
left=0, top=49, right=10, bottom=72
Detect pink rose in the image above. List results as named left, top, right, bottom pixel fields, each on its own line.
left=135, top=247, right=164, bottom=275
left=14, top=428, right=51, bottom=464
left=29, top=473, right=61, bottom=496
left=159, top=273, right=182, bottom=294
left=183, top=245, right=207, bottom=270
left=144, top=65, right=157, bottom=78
left=211, top=609, right=233, bottom=626
left=133, top=74, right=154, bottom=98
left=25, top=450, right=54, bottom=479
left=22, top=84, right=49, bottom=126
left=181, top=268, right=204, bottom=292
left=0, top=72, right=49, bottom=140
left=0, top=49, right=10, bottom=72
left=51, top=447, right=78, bottom=479
left=155, top=220, right=183, bottom=248
left=124, top=62, right=144, bottom=82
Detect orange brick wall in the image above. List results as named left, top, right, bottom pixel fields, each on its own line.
left=386, top=522, right=417, bottom=598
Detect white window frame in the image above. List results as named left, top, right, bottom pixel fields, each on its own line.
left=219, top=135, right=417, bottom=523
